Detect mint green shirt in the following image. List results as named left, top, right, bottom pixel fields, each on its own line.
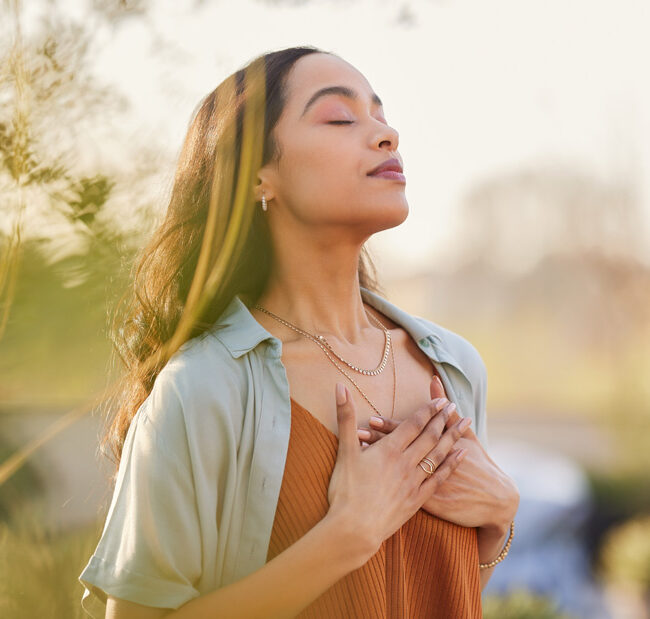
left=78, top=286, right=489, bottom=617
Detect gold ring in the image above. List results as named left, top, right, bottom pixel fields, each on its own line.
left=418, top=457, right=437, bottom=475
left=422, top=457, right=437, bottom=471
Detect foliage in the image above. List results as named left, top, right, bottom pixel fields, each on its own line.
left=587, top=471, right=650, bottom=521
left=0, top=505, right=104, bottom=619
left=0, top=436, right=43, bottom=521
left=598, top=515, right=650, bottom=592
left=0, top=233, right=136, bottom=405
left=583, top=469, right=650, bottom=567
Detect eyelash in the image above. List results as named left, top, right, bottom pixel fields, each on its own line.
left=327, top=120, right=354, bottom=125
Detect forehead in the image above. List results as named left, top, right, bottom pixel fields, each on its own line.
left=283, top=53, right=378, bottom=114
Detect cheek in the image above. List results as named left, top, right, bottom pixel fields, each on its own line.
left=294, top=130, right=359, bottom=178
left=283, top=147, right=362, bottom=201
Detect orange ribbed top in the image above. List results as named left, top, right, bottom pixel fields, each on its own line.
left=266, top=397, right=482, bottom=618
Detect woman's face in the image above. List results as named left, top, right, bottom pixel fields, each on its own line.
left=258, top=53, right=408, bottom=239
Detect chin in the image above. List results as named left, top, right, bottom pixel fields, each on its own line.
left=384, top=195, right=409, bottom=219
left=367, top=199, right=409, bottom=232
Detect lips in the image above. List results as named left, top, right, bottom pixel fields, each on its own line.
left=367, top=157, right=403, bottom=176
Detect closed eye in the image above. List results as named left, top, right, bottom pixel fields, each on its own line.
left=327, top=120, right=354, bottom=125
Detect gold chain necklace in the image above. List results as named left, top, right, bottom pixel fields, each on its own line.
left=254, top=303, right=396, bottom=419
left=317, top=312, right=391, bottom=375
left=254, top=305, right=391, bottom=376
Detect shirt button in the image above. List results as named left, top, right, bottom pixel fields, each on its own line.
left=420, top=338, right=430, bottom=347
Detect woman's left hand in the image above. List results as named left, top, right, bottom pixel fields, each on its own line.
left=357, top=376, right=519, bottom=530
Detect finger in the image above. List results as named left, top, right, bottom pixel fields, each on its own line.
left=368, top=415, right=399, bottom=433
left=408, top=401, right=456, bottom=462
left=416, top=448, right=467, bottom=505
left=335, top=383, right=358, bottom=460
left=424, top=414, right=472, bottom=468
left=404, top=399, right=463, bottom=465
left=366, top=399, right=449, bottom=442
left=445, top=407, right=461, bottom=429
left=432, top=374, right=461, bottom=430
left=357, top=426, right=387, bottom=444
left=430, top=373, right=446, bottom=400
left=388, top=398, right=449, bottom=452
left=368, top=405, right=447, bottom=436
left=425, top=401, right=456, bottom=442
left=412, top=410, right=472, bottom=472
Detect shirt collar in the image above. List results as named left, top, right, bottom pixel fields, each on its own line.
left=211, top=286, right=444, bottom=361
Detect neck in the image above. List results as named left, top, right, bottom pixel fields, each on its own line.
left=252, top=241, right=376, bottom=347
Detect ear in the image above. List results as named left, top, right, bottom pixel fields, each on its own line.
left=253, top=168, right=276, bottom=203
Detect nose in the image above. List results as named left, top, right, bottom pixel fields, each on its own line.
left=373, top=120, right=399, bottom=151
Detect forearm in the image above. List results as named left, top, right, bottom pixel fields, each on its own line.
left=167, top=512, right=372, bottom=619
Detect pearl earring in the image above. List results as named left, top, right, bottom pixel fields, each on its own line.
left=261, top=192, right=267, bottom=212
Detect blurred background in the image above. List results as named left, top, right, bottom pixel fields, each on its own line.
left=1, top=0, right=649, bottom=617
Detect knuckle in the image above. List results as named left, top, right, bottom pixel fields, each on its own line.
left=411, top=410, right=428, bottom=433
left=431, top=417, right=445, bottom=439
left=423, top=415, right=436, bottom=434
left=421, top=405, right=435, bottom=423
left=426, top=426, right=440, bottom=444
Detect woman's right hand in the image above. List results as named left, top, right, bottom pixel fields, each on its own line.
left=326, top=378, right=471, bottom=560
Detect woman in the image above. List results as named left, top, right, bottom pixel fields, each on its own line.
left=79, top=45, right=519, bottom=618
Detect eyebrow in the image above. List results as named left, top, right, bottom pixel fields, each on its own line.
left=300, top=85, right=383, bottom=118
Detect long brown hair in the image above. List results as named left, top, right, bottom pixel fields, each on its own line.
left=102, top=45, right=385, bottom=473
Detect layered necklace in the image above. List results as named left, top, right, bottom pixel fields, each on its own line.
left=253, top=303, right=396, bottom=419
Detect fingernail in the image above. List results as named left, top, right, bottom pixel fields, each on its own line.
left=435, top=399, right=447, bottom=411
left=434, top=375, right=443, bottom=386
left=456, top=448, right=467, bottom=461
left=336, top=382, right=347, bottom=405
left=369, top=416, right=384, bottom=427
left=357, top=429, right=371, bottom=439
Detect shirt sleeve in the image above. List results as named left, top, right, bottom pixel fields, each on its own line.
left=78, top=369, right=202, bottom=618
left=473, top=351, right=489, bottom=451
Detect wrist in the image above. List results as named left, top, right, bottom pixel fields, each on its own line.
left=322, top=509, right=377, bottom=570
left=476, top=476, right=519, bottom=571
left=479, top=517, right=512, bottom=540
left=478, top=520, right=515, bottom=569
left=477, top=503, right=516, bottom=560
left=477, top=519, right=510, bottom=550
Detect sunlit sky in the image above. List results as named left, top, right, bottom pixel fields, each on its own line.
left=24, top=0, right=650, bottom=275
